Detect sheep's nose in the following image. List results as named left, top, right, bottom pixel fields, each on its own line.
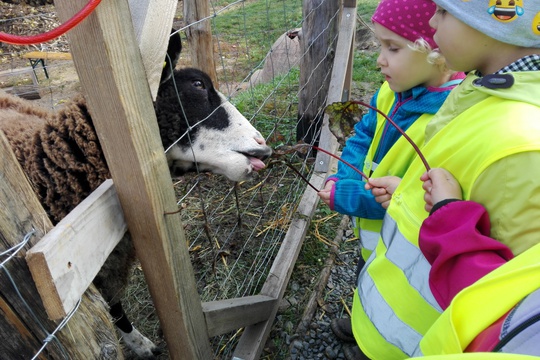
left=255, top=136, right=267, bottom=146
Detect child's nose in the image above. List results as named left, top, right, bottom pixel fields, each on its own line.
left=376, top=53, right=386, bottom=68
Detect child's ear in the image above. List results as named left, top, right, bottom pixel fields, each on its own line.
left=160, top=29, right=182, bottom=85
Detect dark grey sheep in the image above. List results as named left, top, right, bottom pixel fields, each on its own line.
left=0, top=33, right=272, bottom=359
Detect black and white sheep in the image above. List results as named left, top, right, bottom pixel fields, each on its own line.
left=0, top=33, right=271, bottom=359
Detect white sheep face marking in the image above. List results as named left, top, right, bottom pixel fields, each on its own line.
left=158, top=69, right=272, bottom=182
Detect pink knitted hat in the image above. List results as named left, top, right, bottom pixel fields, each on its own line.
left=371, top=0, right=438, bottom=49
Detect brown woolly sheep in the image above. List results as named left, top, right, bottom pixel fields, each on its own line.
left=0, top=33, right=272, bottom=359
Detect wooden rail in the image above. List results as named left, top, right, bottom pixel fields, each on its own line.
left=53, top=0, right=212, bottom=358
left=0, top=131, right=120, bottom=358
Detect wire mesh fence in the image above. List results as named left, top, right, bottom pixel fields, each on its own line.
left=0, top=0, right=347, bottom=358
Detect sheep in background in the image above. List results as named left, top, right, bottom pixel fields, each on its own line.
left=0, top=32, right=272, bottom=359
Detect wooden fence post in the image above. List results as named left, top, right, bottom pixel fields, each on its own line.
left=296, top=0, right=340, bottom=145
left=184, top=0, right=219, bottom=87
left=314, top=0, right=357, bottom=172
left=0, top=131, right=121, bottom=359
left=53, top=0, right=213, bottom=358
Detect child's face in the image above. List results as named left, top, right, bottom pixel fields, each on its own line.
left=430, top=6, right=501, bottom=74
left=373, top=22, right=442, bottom=93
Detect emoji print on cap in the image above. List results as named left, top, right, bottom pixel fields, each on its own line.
left=488, top=0, right=524, bottom=22
left=533, top=11, right=540, bottom=35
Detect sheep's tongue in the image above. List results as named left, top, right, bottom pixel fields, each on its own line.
left=249, top=157, right=266, bottom=171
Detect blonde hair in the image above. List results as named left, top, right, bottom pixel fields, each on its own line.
left=409, top=38, right=451, bottom=73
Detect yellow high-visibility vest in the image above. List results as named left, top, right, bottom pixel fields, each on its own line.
left=418, top=243, right=540, bottom=357
left=351, top=73, right=540, bottom=359
left=355, top=82, right=433, bottom=261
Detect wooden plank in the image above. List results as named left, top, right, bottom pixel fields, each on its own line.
left=21, top=51, right=73, bottom=61
left=53, top=0, right=212, bottom=359
left=202, top=295, right=277, bottom=337
left=0, top=131, right=121, bottom=358
left=128, top=0, right=178, bottom=99
left=233, top=171, right=327, bottom=360
left=314, top=6, right=357, bottom=173
left=26, top=180, right=126, bottom=319
left=184, top=0, right=219, bottom=87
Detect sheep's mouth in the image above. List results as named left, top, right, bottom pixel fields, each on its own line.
left=238, top=150, right=271, bottom=172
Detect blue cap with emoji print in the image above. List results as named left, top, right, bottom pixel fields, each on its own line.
left=432, top=0, right=540, bottom=48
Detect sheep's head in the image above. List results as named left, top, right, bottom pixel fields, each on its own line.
left=154, top=68, right=272, bottom=182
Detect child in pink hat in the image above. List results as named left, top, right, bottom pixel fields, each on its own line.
left=318, top=0, right=465, bottom=358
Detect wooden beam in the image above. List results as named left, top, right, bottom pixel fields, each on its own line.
left=233, top=171, right=327, bottom=360
left=21, top=51, right=72, bottom=61
left=53, top=0, right=212, bottom=358
left=128, top=0, right=178, bottom=99
left=26, top=180, right=126, bottom=319
left=0, top=131, right=121, bottom=358
left=202, top=295, right=277, bottom=337
left=314, top=6, right=357, bottom=173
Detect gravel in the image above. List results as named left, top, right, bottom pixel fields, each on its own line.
left=275, top=216, right=362, bottom=360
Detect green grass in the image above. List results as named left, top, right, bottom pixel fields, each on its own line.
left=230, top=68, right=300, bottom=147
left=211, top=0, right=303, bottom=79
left=357, top=0, right=379, bottom=23
left=353, top=51, right=384, bottom=85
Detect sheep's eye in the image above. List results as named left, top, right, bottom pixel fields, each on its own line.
left=193, top=80, right=205, bottom=89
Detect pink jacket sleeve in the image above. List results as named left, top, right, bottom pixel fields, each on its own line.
left=419, top=201, right=514, bottom=309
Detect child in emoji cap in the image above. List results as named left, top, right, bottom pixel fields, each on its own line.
left=349, top=0, right=540, bottom=359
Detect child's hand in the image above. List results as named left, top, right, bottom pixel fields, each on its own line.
left=420, top=168, right=462, bottom=212
left=318, top=180, right=335, bottom=207
left=365, top=176, right=401, bottom=209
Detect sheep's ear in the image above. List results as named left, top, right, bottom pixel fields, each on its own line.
left=160, top=29, right=182, bottom=85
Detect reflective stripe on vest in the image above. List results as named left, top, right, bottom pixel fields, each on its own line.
left=358, top=222, right=379, bottom=254
left=356, top=214, right=442, bottom=357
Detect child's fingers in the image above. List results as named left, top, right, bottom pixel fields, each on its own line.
left=374, top=193, right=391, bottom=205
left=424, top=191, right=434, bottom=212
left=371, top=187, right=388, bottom=196
left=422, top=179, right=433, bottom=193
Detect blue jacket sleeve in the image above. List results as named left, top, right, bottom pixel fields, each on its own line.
left=333, top=178, right=386, bottom=219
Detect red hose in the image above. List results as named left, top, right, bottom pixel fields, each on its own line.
left=0, top=0, right=102, bottom=45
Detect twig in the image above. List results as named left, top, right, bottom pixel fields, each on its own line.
left=349, top=100, right=431, bottom=171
